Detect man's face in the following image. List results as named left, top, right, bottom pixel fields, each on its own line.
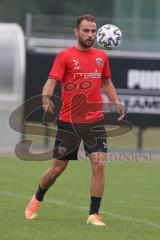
left=75, top=20, right=97, bottom=48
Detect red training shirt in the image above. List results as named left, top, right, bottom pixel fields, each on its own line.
left=49, top=46, right=111, bottom=123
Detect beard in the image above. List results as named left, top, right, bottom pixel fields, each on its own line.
left=78, top=36, right=95, bottom=48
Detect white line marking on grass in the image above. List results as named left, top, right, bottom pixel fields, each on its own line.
left=109, top=200, right=160, bottom=210
left=1, top=191, right=160, bottom=229
left=105, top=212, right=160, bottom=229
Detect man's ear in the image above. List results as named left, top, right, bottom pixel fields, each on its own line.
left=74, top=28, right=78, bottom=37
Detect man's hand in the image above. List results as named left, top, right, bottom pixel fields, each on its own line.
left=114, top=101, right=126, bottom=121
left=42, top=95, right=54, bottom=114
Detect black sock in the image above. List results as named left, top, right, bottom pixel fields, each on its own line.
left=35, top=185, right=48, bottom=202
left=89, top=196, right=102, bottom=215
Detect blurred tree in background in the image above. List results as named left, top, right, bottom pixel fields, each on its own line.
left=38, top=0, right=112, bottom=16
left=0, top=0, right=40, bottom=25
left=0, top=0, right=113, bottom=28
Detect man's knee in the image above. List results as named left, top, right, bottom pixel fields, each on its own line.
left=91, top=152, right=107, bottom=164
left=90, top=152, right=106, bottom=172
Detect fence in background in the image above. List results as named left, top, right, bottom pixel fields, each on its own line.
left=25, top=13, right=160, bottom=52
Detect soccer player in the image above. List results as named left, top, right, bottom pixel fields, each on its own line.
left=25, top=14, right=125, bottom=226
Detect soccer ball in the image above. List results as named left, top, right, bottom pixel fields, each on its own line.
left=97, top=24, right=122, bottom=50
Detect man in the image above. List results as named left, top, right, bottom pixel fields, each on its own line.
left=25, top=14, right=125, bottom=226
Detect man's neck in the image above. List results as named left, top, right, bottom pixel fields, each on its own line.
left=75, top=43, right=91, bottom=51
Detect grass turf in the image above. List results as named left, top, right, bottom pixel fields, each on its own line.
left=0, top=155, right=160, bottom=240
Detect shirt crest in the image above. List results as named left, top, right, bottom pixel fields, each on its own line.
left=96, top=58, right=103, bottom=66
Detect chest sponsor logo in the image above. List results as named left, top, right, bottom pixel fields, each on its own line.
left=74, top=72, right=101, bottom=79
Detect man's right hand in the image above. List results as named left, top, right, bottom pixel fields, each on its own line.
left=42, top=95, right=54, bottom=114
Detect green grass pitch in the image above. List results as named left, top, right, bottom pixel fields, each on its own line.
left=0, top=155, right=160, bottom=240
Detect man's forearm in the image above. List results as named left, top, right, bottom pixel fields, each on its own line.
left=102, top=78, right=120, bottom=104
left=42, top=78, right=58, bottom=113
left=102, top=78, right=126, bottom=119
left=42, top=78, right=58, bottom=97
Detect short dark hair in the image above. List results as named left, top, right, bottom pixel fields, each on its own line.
left=75, top=14, right=96, bottom=28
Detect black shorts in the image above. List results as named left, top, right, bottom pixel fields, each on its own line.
left=53, top=119, right=107, bottom=160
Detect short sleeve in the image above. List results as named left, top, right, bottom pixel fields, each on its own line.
left=49, top=52, right=66, bottom=81
left=101, top=54, right=111, bottom=79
